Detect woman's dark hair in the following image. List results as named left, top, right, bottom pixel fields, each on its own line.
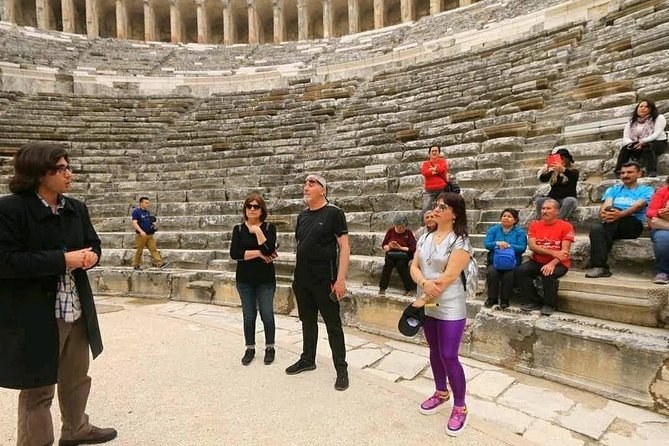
left=631, top=99, right=659, bottom=122
left=500, top=208, right=519, bottom=225
left=242, top=192, right=268, bottom=222
left=436, top=192, right=468, bottom=237
left=428, top=145, right=441, bottom=154
left=9, top=142, right=69, bottom=194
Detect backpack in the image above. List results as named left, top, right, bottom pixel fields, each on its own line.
left=447, top=236, right=479, bottom=299
left=492, top=247, right=515, bottom=271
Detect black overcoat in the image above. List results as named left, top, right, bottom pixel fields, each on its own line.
left=0, top=192, right=102, bottom=389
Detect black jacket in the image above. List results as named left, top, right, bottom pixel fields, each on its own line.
left=0, top=192, right=102, bottom=389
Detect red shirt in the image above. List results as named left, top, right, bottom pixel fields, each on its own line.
left=646, top=185, right=669, bottom=220
left=382, top=227, right=416, bottom=257
left=528, top=219, right=575, bottom=268
left=420, top=158, right=448, bottom=192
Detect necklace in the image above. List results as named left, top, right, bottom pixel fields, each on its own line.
left=426, top=232, right=449, bottom=265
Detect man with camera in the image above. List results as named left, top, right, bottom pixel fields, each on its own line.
left=131, top=197, right=168, bottom=270
left=586, top=162, right=654, bottom=278
left=286, top=174, right=351, bottom=391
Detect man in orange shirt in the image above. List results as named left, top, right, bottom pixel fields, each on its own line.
left=517, top=199, right=574, bottom=316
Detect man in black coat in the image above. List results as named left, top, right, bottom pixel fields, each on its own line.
left=0, top=142, right=117, bottom=445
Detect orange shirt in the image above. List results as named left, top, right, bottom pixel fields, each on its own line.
left=528, top=219, right=575, bottom=268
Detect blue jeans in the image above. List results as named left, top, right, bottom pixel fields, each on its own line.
left=651, top=230, right=669, bottom=274
left=236, top=282, right=276, bottom=348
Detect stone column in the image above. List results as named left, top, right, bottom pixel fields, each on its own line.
left=115, top=0, right=129, bottom=39
left=297, top=0, right=308, bottom=41
left=322, top=0, right=333, bottom=38
left=6, top=0, right=17, bottom=23
left=85, top=0, right=99, bottom=37
left=170, top=0, right=183, bottom=43
left=61, top=0, right=76, bottom=32
left=459, top=0, right=473, bottom=6
left=143, top=0, right=156, bottom=41
left=247, top=0, right=259, bottom=44
left=196, top=0, right=209, bottom=43
left=400, top=0, right=414, bottom=22
left=222, top=0, right=235, bottom=44
left=429, top=0, right=440, bottom=15
left=36, top=0, right=52, bottom=29
left=373, top=0, right=384, bottom=29
left=348, top=0, right=359, bottom=34
left=272, top=0, right=284, bottom=43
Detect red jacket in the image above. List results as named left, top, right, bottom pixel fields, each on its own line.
left=646, top=185, right=669, bottom=220
left=420, top=158, right=448, bottom=192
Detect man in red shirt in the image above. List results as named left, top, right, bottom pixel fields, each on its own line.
left=517, top=199, right=574, bottom=316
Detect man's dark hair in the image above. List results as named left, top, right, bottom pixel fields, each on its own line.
left=139, top=197, right=150, bottom=203
left=631, top=99, right=659, bottom=122
left=436, top=192, right=469, bottom=238
left=621, top=161, right=641, bottom=171
left=9, top=142, right=69, bottom=194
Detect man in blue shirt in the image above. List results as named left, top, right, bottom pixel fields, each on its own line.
left=131, top=197, right=167, bottom=270
left=586, top=162, right=654, bottom=278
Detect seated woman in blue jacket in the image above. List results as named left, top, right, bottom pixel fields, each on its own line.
left=484, top=208, right=528, bottom=308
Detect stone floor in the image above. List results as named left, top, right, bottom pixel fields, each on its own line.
left=1, top=296, right=667, bottom=445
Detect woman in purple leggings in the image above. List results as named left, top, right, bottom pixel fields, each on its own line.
left=410, top=192, right=472, bottom=437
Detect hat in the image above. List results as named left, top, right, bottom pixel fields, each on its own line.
left=393, top=215, right=409, bottom=226
left=398, top=303, right=425, bottom=337
left=306, top=174, right=327, bottom=192
left=554, top=148, right=574, bottom=163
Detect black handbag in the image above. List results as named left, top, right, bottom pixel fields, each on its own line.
left=386, top=250, right=409, bottom=260
left=444, top=180, right=461, bottom=194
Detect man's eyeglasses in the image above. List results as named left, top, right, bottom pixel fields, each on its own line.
left=434, top=203, right=450, bottom=211
left=53, top=165, right=73, bottom=175
left=246, top=204, right=262, bottom=210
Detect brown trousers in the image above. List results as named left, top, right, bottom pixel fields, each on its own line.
left=132, top=234, right=163, bottom=267
left=17, top=318, right=93, bottom=446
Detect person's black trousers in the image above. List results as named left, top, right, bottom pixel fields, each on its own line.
left=379, top=255, right=415, bottom=291
left=614, top=140, right=666, bottom=174
left=516, top=260, right=568, bottom=307
left=589, top=217, right=643, bottom=269
left=486, top=267, right=515, bottom=304
left=292, top=280, right=347, bottom=373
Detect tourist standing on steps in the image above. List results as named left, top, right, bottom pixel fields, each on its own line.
left=230, top=193, right=277, bottom=365
left=646, top=175, right=669, bottom=285
left=614, top=99, right=666, bottom=178
left=518, top=199, right=574, bottom=316
left=420, top=145, right=449, bottom=221
left=410, top=192, right=473, bottom=437
left=378, top=215, right=417, bottom=297
left=0, top=142, right=117, bottom=446
left=130, top=197, right=168, bottom=270
left=484, top=208, right=527, bottom=309
left=586, top=162, right=654, bottom=278
left=286, top=174, right=351, bottom=391
left=535, top=148, right=579, bottom=220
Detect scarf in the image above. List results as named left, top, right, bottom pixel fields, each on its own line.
left=629, top=115, right=655, bottom=142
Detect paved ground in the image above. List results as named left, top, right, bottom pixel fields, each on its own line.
left=1, top=296, right=667, bottom=446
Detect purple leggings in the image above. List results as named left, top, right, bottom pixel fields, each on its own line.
left=423, top=316, right=467, bottom=407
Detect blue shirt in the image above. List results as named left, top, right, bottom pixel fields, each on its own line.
left=602, top=184, right=654, bottom=223
left=131, top=207, right=155, bottom=234
left=484, top=224, right=528, bottom=266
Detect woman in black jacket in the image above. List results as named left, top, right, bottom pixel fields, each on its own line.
left=535, top=148, right=579, bottom=221
left=230, top=193, right=278, bottom=366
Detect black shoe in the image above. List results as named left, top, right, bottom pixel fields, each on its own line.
left=520, top=302, right=542, bottom=312
left=649, top=172, right=657, bottom=178
left=483, top=299, right=496, bottom=308
left=285, top=359, right=316, bottom=375
left=585, top=267, right=612, bottom=278
left=500, top=300, right=509, bottom=309
left=334, top=371, right=349, bottom=391
left=133, top=266, right=141, bottom=271
left=540, top=305, right=555, bottom=316
left=59, top=426, right=117, bottom=445
left=241, top=348, right=255, bottom=366
left=264, top=348, right=275, bottom=365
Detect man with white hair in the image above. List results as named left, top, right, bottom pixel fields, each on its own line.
left=286, top=174, right=351, bottom=391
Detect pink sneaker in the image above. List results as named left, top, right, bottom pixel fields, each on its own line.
left=419, top=390, right=450, bottom=415
left=447, top=405, right=468, bottom=437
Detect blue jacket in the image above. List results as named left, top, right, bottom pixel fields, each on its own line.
left=484, top=224, right=527, bottom=266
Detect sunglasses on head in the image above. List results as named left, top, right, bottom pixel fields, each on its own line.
left=246, top=204, right=262, bottom=210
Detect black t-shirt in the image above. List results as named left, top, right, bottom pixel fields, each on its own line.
left=294, top=204, right=348, bottom=284
left=230, top=222, right=276, bottom=284
left=540, top=169, right=579, bottom=200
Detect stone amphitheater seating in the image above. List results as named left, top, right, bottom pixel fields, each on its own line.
left=1, top=0, right=669, bottom=414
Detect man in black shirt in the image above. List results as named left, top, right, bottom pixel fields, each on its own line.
left=285, top=174, right=351, bottom=391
